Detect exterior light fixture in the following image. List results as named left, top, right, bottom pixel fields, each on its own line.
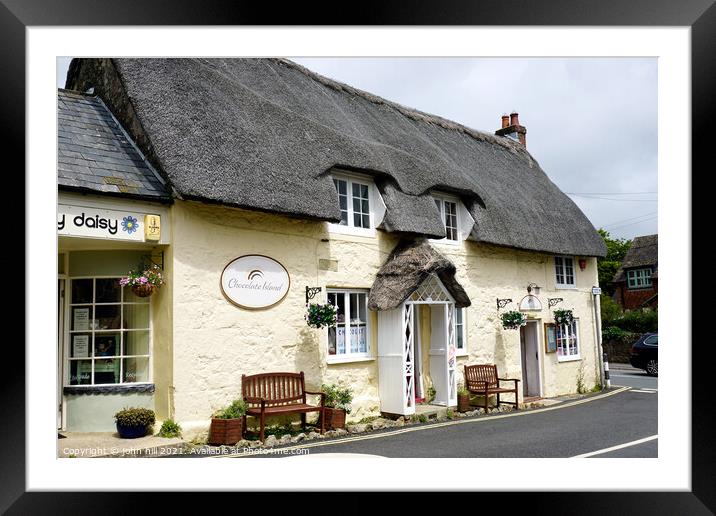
left=578, top=258, right=587, bottom=270
left=526, top=283, right=541, bottom=296
left=305, top=286, right=322, bottom=304
left=548, top=298, right=563, bottom=307
left=496, top=298, right=513, bottom=310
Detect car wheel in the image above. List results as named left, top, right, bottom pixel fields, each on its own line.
left=646, top=359, right=658, bottom=376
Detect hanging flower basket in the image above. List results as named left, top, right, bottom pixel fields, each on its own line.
left=500, top=310, right=527, bottom=330
left=305, top=302, right=338, bottom=329
left=119, top=264, right=165, bottom=297
left=131, top=283, right=156, bottom=298
left=553, top=308, right=574, bottom=326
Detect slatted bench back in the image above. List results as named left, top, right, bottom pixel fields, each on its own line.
left=464, top=364, right=499, bottom=390
left=242, top=372, right=306, bottom=407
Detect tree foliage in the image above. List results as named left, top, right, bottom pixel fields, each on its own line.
left=596, top=229, right=631, bottom=296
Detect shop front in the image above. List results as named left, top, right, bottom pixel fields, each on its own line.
left=57, top=192, right=170, bottom=431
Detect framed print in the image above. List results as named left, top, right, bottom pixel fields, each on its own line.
left=12, top=0, right=710, bottom=512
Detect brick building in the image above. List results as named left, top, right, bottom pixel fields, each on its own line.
left=613, top=234, right=658, bottom=309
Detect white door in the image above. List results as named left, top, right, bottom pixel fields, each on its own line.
left=520, top=321, right=541, bottom=397
left=429, top=305, right=449, bottom=405
left=377, top=305, right=415, bottom=416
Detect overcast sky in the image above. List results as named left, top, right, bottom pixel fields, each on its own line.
left=57, top=57, right=657, bottom=241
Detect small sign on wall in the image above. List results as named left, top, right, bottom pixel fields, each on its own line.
left=544, top=323, right=557, bottom=353
left=58, top=203, right=161, bottom=242
left=220, top=255, right=290, bottom=309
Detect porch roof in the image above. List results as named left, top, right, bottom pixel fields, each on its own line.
left=367, top=239, right=471, bottom=311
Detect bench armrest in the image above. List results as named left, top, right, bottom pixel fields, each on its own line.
left=304, top=391, right=326, bottom=406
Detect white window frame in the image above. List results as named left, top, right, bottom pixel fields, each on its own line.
left=627, top=268, right=653, bottom=289
left=455, top=306, right=468, bottom=356
left=65, top=275, right=153, bottom=387
left=328, top=171, right=381, bottom=237
left=555, top=319, right=581, bottom=362
left=554, top=256, right=577, bottom=289
left=326, top=288, right=373, bottom=364
left=430, top=192, right=464, bottom=246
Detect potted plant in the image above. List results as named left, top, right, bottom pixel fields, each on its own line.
left=305, top=302, right=338, bottom=329
left=553, top=308, right=574, bottom=326
left=500, top=310, right=527, bottom=330
left=119, top=263, right=165, bottom=297
left=114, top=407, right=156, bottom=439
left=457, top=383, right=471, bottom=412
left=208, top=399, right=247, bottom=445
left=317, top=383, right=353, bottom=430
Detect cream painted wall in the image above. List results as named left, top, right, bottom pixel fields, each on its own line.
left=169, top=200, right=601, bottom=436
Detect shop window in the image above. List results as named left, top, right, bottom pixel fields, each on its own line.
left=554, top=256, right=576, bottom=288
left=326, top=289, right=371, bottom=362
left=67, top=277, right=151, bottom=386
left=555, top=319, right=580, bottom=362
left=627, top=268, right=652, bottom=289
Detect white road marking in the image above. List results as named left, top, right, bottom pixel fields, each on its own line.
left=572, top=435, right=658, bottom=458
left=630, top=389, right=658, bottom=393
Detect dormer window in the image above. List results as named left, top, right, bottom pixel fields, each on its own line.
left=431, top=192, right=472, bottom=244
left=328, top=170, right=386, bottom=237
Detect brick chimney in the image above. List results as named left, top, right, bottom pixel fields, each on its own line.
left=495, top=111, right=527, bottom=147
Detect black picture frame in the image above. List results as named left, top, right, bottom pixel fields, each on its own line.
left=7, top=0, right=709, bottom=512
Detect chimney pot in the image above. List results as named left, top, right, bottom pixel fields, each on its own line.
left=510, top=112, right=519, bottom=126
left=501, top=114, right=509, bottom=128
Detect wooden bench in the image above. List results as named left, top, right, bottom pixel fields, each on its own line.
left=464, top=364, right=520, bottom=413
left=241, top=371, right=325, bottom=442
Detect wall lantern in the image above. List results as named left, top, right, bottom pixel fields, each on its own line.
left=548, top=298, right=564, bottom=307
left=578, top=258, right=588, bottom=270
left=526, top=283, right=541, bottom=296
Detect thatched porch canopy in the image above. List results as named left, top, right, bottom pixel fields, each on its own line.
left=368, top=240, right=471, bottom=311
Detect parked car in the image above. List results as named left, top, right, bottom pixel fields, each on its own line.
left=629, top=333, right=658, bottom=376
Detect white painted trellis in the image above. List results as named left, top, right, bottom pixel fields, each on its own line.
left=377, top=275, right=458, bottom=415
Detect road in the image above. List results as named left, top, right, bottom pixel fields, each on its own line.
left=608, top=362, right=658, bottom=391
left=243, top=382, right=657, bottom=458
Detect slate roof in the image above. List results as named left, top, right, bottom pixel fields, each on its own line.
left=65, top=58, right=606, bottom=256
left=613, top=234, right=658, bottom=282
left=57, top=89, right=170, bottom=200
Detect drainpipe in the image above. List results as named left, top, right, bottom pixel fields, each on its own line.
left=592, top=287, right=607, bottom=390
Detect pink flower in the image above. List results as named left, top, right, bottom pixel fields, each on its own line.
left=139, top=277, right=148, bottom=284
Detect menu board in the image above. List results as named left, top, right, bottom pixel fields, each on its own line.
left=72, top=335, right=89, bottom=358
left=73, top=307, right=89, bottom=331
left=544, top=323, right=557, bottom=353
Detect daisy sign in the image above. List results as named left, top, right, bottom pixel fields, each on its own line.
left=57, top=203, right=161, bottom=242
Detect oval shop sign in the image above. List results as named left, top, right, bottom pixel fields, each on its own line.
left=220, top=255, right=291, bottom=309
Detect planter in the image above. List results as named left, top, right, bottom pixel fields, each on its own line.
left=116, top=423, right=149, bottom=439
left=317, top=407, right=346, bottom=430
left=457, top=393, right=471, bottom=412
left=209, top=418, right=243, bottom=445
left=131, top=283, right=156, bottom=298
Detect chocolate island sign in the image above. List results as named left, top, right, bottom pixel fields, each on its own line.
left=220, top=255, right=290, bottom=309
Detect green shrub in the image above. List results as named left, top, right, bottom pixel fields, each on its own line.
left=321, top=384, right=353, bottom=413
left=158, top=419, right=182, bottom=438
left=602, top=326, right=630, bottom=341
left=213, top=399, right=247, bottom=419
left=426, top=386, right=437, bottom=403
left=418, top=414, right=428, bottom=423
left=600, top=295, right=623, bottom=326
left=616, top=308, right=658, bottom=333
left=114, top=407, right=155, bottom=428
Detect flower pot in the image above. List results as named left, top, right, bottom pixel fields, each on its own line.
left=209, top=418, right=243, bottom=445
left=116, top=422, right=149, bottom=439
left=457, top=393, right=471, bottom=412
left=131, top=283, right=156, bottom=298
left=318, top=407, right=346, bottom=430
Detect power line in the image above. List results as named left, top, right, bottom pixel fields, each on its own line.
left=601, top=211, right=658, bottom=229
left=568, top=194, right=657, bottom=202
left=604, top=215, right=658, bottom=231
left=565, top=191, right=657, bottom=195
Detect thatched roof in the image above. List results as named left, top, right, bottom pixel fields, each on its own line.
left=66, top=58, right=606, bottom=256
left=368, top=239, right=471, bottom=311
left=613, top=234, right=658, bottom=282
